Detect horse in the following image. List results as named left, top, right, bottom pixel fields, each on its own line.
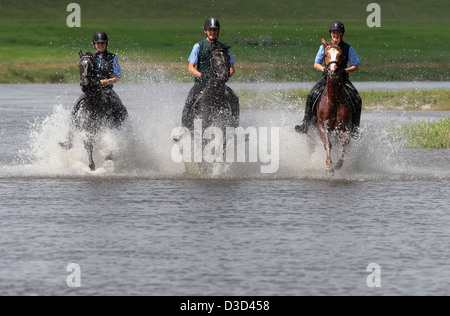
left=60, top=50, right=128, bottom=171
left=192, top=44, right=239, bottom=133
left=313, top=37, right=355, bottom=174
left=186, top=44, right=239, bottom=172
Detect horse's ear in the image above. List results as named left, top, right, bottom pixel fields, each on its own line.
left=78, top=49, right=83, bottom=58
left=321, top=37, right=327, bottom=47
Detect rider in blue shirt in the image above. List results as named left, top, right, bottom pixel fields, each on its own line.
left=182, top=18, right=239, bottom=131
left=60, top=32, right=127, bottom=149
left=97, top=53, right=122, bottom=78
left=188, top=42, right=235, bottom=70
left=296, top=21, right=362, bottom=136
left=314, top=43, right=361, bottom=68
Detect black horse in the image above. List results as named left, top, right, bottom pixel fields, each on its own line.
left=191, top=44, right=239, bottom=134
left=60, top=50, right=128, bottom=171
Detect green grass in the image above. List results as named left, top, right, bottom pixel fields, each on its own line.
left=361, top=89, right=450, bottom=111
left=237, top=89, right=450, bottom=111
left=389, top=118, right=450, bottom=149
left=0, top=0, right=449, bottom=83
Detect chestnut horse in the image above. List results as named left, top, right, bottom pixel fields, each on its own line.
left=315, top=37, right=354, bottom=174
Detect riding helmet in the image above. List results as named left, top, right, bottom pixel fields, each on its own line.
left=329, top=21, right=345, bottom=34
left=92, top=31, right=108, bottom=43
left=204, top=18, right=221, bottom=30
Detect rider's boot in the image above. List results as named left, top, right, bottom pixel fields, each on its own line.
left=295, top=95, right=316, bottom=134
left=348, top=87, right=362, bottom=139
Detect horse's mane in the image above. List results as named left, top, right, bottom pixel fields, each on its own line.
left=78, top=49, right=100, bottom=61
left=323, top=39, right=340, bottom=48
left=208, top=43, right=231, bottom=54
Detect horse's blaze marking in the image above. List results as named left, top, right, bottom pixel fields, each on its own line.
left=328, top=48, right=339, bottom=71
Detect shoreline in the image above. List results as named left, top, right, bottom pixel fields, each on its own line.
left=1, top=82, right=449, bottom=111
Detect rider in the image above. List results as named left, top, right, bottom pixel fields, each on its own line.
left=182, top=18, right=238, bottom=130
left=92, top=31, right=126, bottom=119
left=295, top=21, right=362, bottom=136
left=73, top=31, right=127, bottom=123
left=61, top=31, right=127, bottom=149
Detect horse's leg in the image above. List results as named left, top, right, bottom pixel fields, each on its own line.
left=84, top=140, right=96, bottom=171
left=307, top=131, right=316, bottom=157
left=59, top=130, right=74, bottom=150
left=318, top=121, right=334, bottom=174
left=335, top=130, right=350, bottom=171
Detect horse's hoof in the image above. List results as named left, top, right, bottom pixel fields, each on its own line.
left=59, top=141, right=74, bottom=150
left=295, top=124, right=308, bottom=134
left=89, top=163, right=96, bottom=171
left=105, top=154, right=114, bottom=161
left=335, top=160, right=344, bottom=171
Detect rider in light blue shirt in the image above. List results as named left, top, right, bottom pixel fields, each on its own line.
left=314, top=45, right=361, bottom=67
left=181, top=18, right=238, bottom=131
left=188, top=43, right=235, bottom=67
left=295, top=21, right=362, bottom=136
left=98, top=55, right=122, bottom=77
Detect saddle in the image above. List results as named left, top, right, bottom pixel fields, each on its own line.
left=311, top=83, right=361, bottom=120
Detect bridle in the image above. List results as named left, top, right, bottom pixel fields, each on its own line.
left=211, top=49, right=230, bottom=67
left=210, top=49, right=230, bottom=78
left=79, top=54, right=97, bottom=85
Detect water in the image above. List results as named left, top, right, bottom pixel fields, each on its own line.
left=0, top=83, right=449, bottom=295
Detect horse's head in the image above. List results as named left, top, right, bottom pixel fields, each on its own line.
left=78, top=50, right=99, bottom=91
left=321, top=37, right=344, bottom=79
left=209, top=45, right=231, bottom=82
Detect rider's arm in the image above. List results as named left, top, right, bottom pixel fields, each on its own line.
left=188, top=62, right=202, bottom=78
left=188, top=44, right=202, bottom=78
left=314, top=63, right=326, bottom=72
left=228, top=50, right=236, bottom=77
left=314, top=45, right=326, bottom=72
left=230, top=65, right=235, bottom=77
left=101, top=77, right=120, bottom=85
left=346, top=65, right=359, bottom=73
left=101, top=56, right=122, bottom=85
left=346, top=47, right=361, bottom=73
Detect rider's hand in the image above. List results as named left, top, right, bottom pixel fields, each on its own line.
left=201, top=73, right=210, bottom=81
left=100, top=79, right=107, bottom=85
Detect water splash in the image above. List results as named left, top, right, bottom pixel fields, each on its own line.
left=0, top=83, right=448, bottom=181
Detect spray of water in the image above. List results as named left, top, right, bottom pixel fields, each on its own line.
left=1, top=78, right=448, bottom=181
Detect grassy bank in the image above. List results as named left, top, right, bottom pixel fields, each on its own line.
left=237, top=89, right=450, bottom=111
left=388, top=118, right=450, bottom=149
left=0, top=0, right=449, bottom=83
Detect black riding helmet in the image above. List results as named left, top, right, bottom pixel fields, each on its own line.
left=204, top=18, right=220, bottom=30
left=329, top=21, right=345, bottom=34
left=92, top=31, right=108, bottom=44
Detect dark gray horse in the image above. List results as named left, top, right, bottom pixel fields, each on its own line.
left=191, top=45, right=239, bottom=135
left=60, top=50, right=128, bottom=171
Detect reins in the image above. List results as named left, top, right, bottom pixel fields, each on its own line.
left=79, top=55, right=99, bottom=83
